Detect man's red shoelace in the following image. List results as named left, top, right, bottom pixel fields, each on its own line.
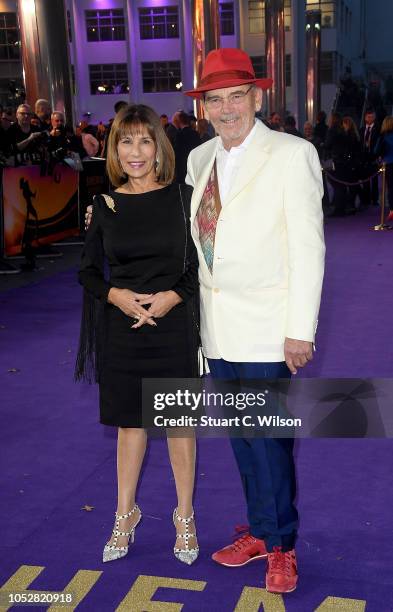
left=268, top=546, right=293, bottom=576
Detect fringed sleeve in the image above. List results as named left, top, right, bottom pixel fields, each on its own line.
left=74, top=196, right=112, bottom=383
left=173, top=184, right=203, bottom=377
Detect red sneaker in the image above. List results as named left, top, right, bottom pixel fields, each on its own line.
left=265, top=546, right=298, bottom=593
left=212, top=525, right=267, bottom=567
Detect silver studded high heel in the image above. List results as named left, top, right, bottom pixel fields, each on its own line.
left=102, top=504, right=142, bottom=563
left=173, top=508, right=199, bottom=565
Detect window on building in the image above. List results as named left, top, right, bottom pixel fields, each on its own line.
left=251, top=56, right=267, bottom=78
left=219, top=2, right=234, bottom=36
left=251, top=55, right=291, bottom=86
left=89, top=64, right=128, bottom=95
left=67, top=10, right=72, bottom=43
left=306, top=1, right=336, bottom=28
left=0, top=77, right=23, bottom=107
left=284, top=0, right=291, bottom=31
left=285, top=54, right=291, bottom=87
left=85, top=9, right=125, bottom=42
left=141, top=61, right=182, bottom=93
left=249, top=1, right=265, bottom=34
left=139, top=6, right=179, bottom=39
left=321, top=51, right=337, bottom=83
left=249, top=1, right=291, bottom=35
left=0, top=13, right=20, bottom=60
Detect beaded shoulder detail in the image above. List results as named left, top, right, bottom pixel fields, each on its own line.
left=100, top=193, right=116, bottom=213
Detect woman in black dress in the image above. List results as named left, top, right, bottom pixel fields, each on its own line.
left=75, top=105, right=200, bottom=565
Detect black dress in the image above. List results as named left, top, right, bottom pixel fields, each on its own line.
left=75, top=183, right=199, bottom=427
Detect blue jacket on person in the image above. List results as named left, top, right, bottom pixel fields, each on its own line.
left=375, top=132, right=393, bottom=164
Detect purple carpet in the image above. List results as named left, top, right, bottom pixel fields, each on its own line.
left=1, top=207, right=392, bottom=611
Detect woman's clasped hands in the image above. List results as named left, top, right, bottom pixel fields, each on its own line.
left=107, top=288, right=182, bottom=328
left=135, top=291, right=182, bottom=328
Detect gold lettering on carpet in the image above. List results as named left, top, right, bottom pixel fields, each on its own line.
left=315, top=596, right=366, bottom=611
left=0, top=566, right=44, bottom=611
left=0, top=567, right=370, bottom=611
left=0, top=565, right=102, bottom=612
left=47, top=570, right=102, bottom=611
left=116, top=575, right=206, bottom=611
left=234, top=586, right=285, bottom=611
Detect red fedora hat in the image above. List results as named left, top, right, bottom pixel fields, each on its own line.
left=185, top=48, right=273, bottom=99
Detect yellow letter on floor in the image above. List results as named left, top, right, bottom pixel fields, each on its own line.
left=116, top=575, right=206, bottom=611
left=0, top=565, right=102, bottom=612
left=315, top=596, right=366, bottom=611
left=234, top=586, right=285, bottom=612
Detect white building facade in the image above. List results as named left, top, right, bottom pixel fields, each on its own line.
left=1, top=1, right=392, bottom=124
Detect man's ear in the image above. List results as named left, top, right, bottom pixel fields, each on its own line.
left=254, top=88, right=263, bottom=111
left=201, top=100, right=209, bottom=121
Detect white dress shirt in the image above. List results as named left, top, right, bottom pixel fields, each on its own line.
left=216, top=121, right=258, bottom=205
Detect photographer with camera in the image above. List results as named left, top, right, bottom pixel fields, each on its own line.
left=6, top=104, right=43, bottom=162
left=46, top=111, right=67, bottom=152
left=46, top=111, right=87, bottom=165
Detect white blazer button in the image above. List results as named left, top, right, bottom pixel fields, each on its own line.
left=213, top=287, right=220, bottom=293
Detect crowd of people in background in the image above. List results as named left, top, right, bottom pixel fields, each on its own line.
left=265, top=107, right=393, bottom=220
left=1, top=97, right=392, bottom=220
left=0, top=99, right=95, bottom=170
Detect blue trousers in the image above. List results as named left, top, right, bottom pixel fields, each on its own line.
left=208, top=358, right=298, bottom=552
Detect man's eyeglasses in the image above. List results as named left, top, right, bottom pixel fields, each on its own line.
left=204, top=85, right=255, bottom=110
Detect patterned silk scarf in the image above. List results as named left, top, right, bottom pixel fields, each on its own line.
left=196, top=160, right=222, bottom=273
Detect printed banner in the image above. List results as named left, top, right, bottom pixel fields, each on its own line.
left=2, top=164, right=79, bottom=256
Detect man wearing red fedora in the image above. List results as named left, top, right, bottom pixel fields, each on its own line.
left=185, top=48, right=325, bottom=593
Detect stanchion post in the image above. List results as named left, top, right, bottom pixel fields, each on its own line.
left=374, top=163, right=391, bottom=231
left=380, top=163, right=386, bottom=226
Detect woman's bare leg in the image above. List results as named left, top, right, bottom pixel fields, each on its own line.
left=167, top=431, right=197, bottom=550
left=107, top=427, right=147, bottom=547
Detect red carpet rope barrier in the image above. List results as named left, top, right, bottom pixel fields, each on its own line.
left=322, top=165, right=383, bottom=187
left=322, top=163, right=391, bottom=231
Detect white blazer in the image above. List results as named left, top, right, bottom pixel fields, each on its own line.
left=186, top=120, right=325, bottom=362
